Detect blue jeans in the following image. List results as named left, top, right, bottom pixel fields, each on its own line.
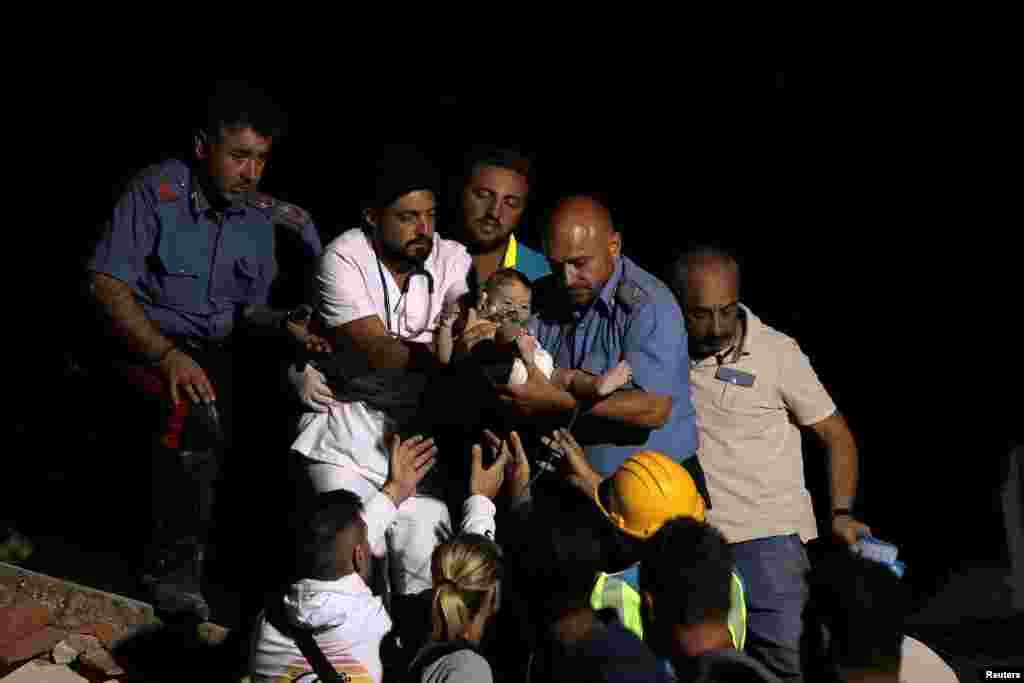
left=731, top=534, right=810, bottom=682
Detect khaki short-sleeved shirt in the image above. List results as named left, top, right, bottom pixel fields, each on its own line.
left=691, top=305, right=836, bottom=544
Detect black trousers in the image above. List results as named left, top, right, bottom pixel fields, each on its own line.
left=137, top=342, right=235, bottom=561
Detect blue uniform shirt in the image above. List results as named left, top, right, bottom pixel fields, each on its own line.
left=531, top=255, right=698, bottom=475
left=89, top=159, right=321, bottom=342
left=511, top=237, right=551, bottom=282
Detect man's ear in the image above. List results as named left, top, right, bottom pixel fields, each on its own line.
left=353, top=540, right=368, bottom=574
left=363, top=208, right=379, bottom=230
left=194, top=130, right=210, bottom=161
left=609, top=231, right=622, bottom=258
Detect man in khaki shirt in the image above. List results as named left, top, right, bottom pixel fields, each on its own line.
left=670, top=246, right=870, bottom=682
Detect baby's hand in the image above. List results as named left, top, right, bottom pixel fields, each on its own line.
left=516, top=333, right=538, bottom=365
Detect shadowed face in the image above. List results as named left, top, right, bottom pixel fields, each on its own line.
left=197, top=125, right=273, bottom=204
left=683, top=263, right=740, bottom=358
left=483, top=280, right=532, bottom=326
left=369, top=190, right=437, bottom=267
left=462, top=164, right=529, bottom=252
left=545, top=198, right=621, bottom=307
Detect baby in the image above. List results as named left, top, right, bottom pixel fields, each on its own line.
left=436, top=269, right=632, bottom=399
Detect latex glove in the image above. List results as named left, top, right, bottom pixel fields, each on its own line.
left=288, top=363, right=337, bottom=412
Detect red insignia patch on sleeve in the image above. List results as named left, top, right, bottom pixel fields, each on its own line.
left=158, top=182, right=178, bottom=202
left=249, top=193, right=275, bottom=210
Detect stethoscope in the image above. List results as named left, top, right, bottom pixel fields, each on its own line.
left=371, top=232, right=436, bottom=340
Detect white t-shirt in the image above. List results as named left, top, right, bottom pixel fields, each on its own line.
left=293, top=228, right=472, bottom=485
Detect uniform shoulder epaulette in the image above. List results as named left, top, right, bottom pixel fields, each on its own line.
left=247, top=193, right=313, bottom=233
left=614, top=277, right=650, bottom=310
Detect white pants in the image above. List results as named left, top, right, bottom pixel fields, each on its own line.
left=305, top=460, right=450, bottom=596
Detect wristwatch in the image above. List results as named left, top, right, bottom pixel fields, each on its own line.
left=283, top=304, right=313, bottom=327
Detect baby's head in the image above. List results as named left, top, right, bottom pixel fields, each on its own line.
left=481, top=269, right=532, bottom=327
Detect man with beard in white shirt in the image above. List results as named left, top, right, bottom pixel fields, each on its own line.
left=291, top=147, right=497, bottom=597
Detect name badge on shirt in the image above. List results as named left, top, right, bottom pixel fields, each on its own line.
left=715, top=366, right=756, bottom=387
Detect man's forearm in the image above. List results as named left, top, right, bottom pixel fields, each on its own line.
left=584, top=390, right=672, bottom=429
left=90, top=272, right=174, bottom=361
left=827, top=433, right=859, bottom=510
left=812, top=413, right=860, bottom=511
left=435, top=326, right=454, bottom=365
left=328, top=328, right=436, bottom=372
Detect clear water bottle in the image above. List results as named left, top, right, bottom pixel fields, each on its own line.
left=852, top=535, right=905, bottom=577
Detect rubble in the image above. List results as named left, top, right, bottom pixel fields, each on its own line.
left=2, top=563, right=238, bottom=681
left=0, top=660, right=88, bottom=682
left=0, top=628, right=67, bottom=668
left=49, top=641, right=77, bottom=666
left=0, top=563, right=155, bottom=679
left=78, top=648, right=125, bottom=678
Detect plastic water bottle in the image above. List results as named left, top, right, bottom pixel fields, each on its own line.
left=852, top=535, right=905, bottom=578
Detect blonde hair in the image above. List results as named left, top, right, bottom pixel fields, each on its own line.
left=430, top=534, right=503, bottom=642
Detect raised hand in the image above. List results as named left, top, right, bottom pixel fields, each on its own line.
left=382, top=434, right=437, bottom=506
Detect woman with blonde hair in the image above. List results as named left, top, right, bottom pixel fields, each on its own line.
left=406, top=533, right=503, bottom=683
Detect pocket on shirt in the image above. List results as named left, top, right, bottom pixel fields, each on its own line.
left=227, top=256, right=267, bottom=302
left=153, top=243, right=201, bottom=308
left=716, top=382, right=775, bottom=416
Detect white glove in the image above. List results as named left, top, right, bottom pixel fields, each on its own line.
left=288, top=363, right=337, bottom=412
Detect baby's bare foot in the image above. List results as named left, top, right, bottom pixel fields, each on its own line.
left=596, top=360, right=632, bottom=397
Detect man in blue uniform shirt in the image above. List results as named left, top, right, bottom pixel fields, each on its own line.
left=499, top=195, right=700, bottom=477
left=87, top=82, right=323, bottom=620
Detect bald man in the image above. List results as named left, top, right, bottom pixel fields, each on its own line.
left=499, top=196, right=700, bottom=478
left=670, top=245, right=870, bottom=682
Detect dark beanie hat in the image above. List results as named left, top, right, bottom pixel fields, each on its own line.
left=367, top=145, right=440, bottom=210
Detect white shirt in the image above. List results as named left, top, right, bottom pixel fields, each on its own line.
left=251, top=573, right=390, bottom=683
left=294, top=228, right=472, bottom=483
left=317, top=227, right=471, bottom=342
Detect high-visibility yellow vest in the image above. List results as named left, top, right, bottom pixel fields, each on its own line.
left=590, top=567, right=747, bottom=651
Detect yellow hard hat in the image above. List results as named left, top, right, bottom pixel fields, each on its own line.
left=594, top=451, right=705, bottom=539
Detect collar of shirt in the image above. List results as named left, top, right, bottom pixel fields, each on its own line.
left=188, top=167, right=247, bottom=220
left=362, top=228, right=446, bottom=278
left=282, top=572, right=378, bottom=633
left=582, top=255, right=624, bottom=319
left=690, top=302, right=758, bottom=369
left=290, top=572, right=373, bottom=597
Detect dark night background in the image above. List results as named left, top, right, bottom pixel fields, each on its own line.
left=12, top=73, right=1019, bottom=663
